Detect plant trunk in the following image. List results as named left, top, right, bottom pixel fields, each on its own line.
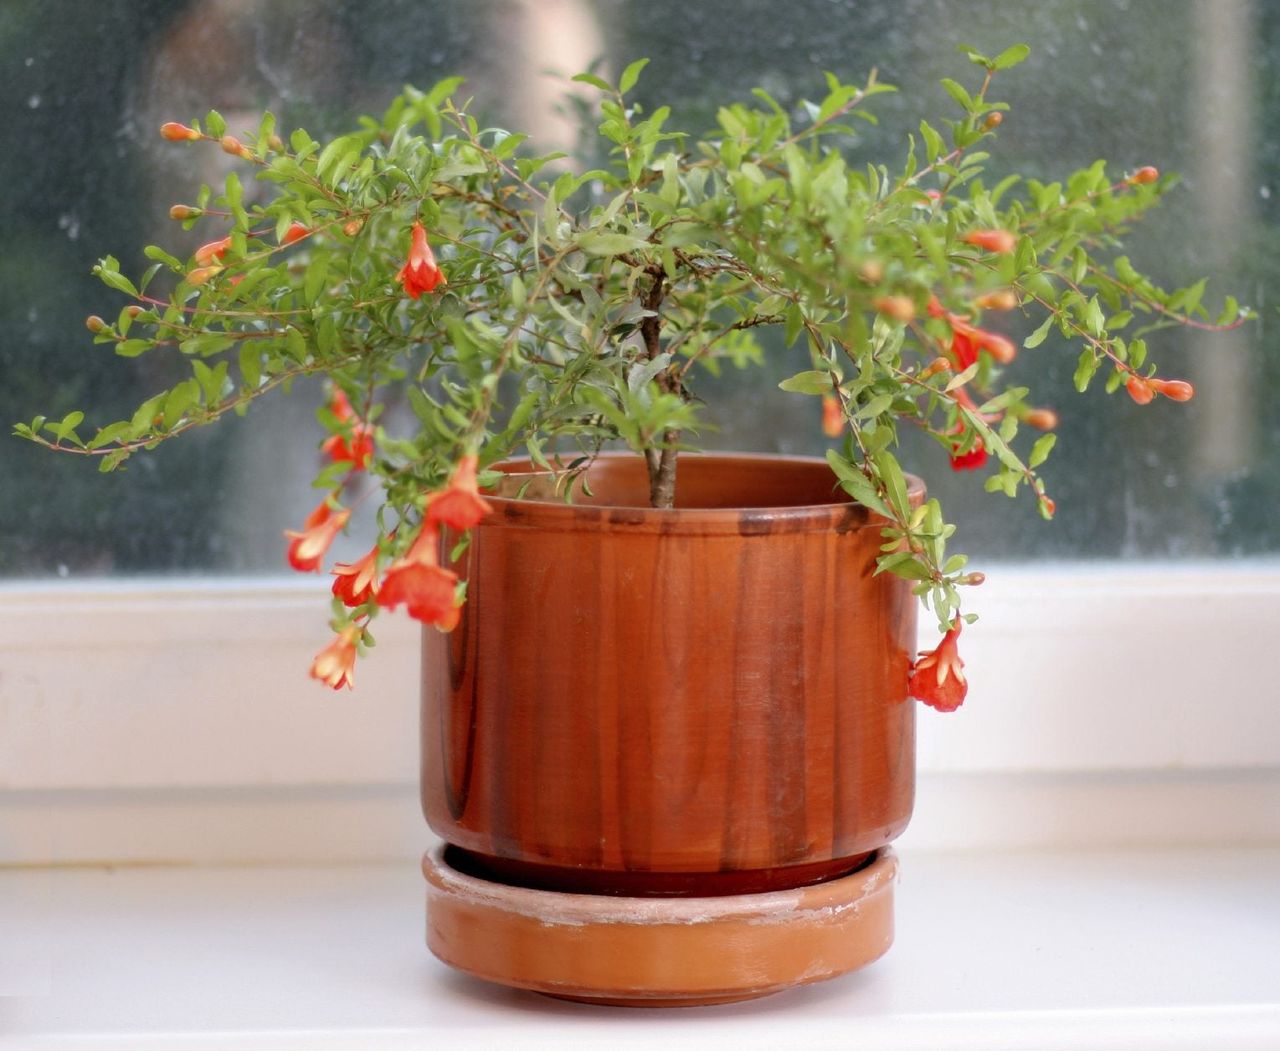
left=640, top=273, right=679, bottom=509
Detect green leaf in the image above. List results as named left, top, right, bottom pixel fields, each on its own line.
left=571, top=71, right=613, bottom=92
left=992, top=44, right=1031, bottom=70
left=940, top=78, right=975, bottom=112
left=577, top=231, right=648, bottom=256
left=1029, top=432, right=1057, bottom=468
left=778, top=370, right=833, bottom=395
left=919, top=120, right=944, bottom=163
left=618, top=58, right=649, bottom=95
left=1073, top=348, right=1098, bottom=392
left=1024, top=315, right=1054, bottom=349
left=52, top=411, right=84, bottom=442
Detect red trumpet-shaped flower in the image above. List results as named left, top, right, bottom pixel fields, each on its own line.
left=321, top=389, right=375, bottom=469
left=310, top=625, right=360, bottom=690
left=377, top=527, right=461, bottom=629
left=948, top=442, right=988, bottom=472
left=909, top=619, right=968, bottom=712
left=929, top=298, right=1016, bottom=369
left=194, top=236, right=231, bottom=267
left=281, top=222, right=310, bottom=245
left=284, top=501, right=350, bottom=572
left=425, top=455, right=493, bottom=531
left=331, top=544, right=380, bottom=607
left=396, top=221, right=446, bottom=298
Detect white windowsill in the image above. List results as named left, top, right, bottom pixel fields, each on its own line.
left=4, top=847, right=1279, bottom=1049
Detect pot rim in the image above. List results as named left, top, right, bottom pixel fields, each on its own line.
left=482, top=451, right=925, bottom=536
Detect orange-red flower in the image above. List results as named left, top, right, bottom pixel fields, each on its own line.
left=194, top=236, right=231, bottom=267
left=1149, top=377, right=1195, bottom=402
left=281, top=222, right=311, bottom=245
left=321, top=389, right=375, bottom=469
left=821, top=394, right=843, bottom=438
left=962, top=228, right=1017, bottom=254
left=331, top=544, right=380, bottom=607
left=426, top=455, right=493, bottom=531
left=284, top=501, right=350, bottom=572
left=396, top=221, right=446, bottom=298
left=377, top=527, right=460, bottom=628
left=948, top=441, right=987, bottom=472
left=909, top=619, right=967, bottom=712
left=310, top=626, right=360, bottom=690
left=1125, top=374, right=1155, bottom=405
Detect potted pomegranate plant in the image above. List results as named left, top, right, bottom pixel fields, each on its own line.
left=17, top=44, right=1245, bottom=1004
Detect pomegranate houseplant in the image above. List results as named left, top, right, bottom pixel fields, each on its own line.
left=17, top=45, right=1246, bottom=1003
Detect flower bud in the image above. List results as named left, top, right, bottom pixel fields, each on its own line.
left=1024, top=407, right=1059, bottom=430
left=160, top=122, right=200, bottom=142
left=125, top=305, right=143, bottom=318
left=1149, top=377, right=1195, bottom=402
left=169, top=204, right=201, bottom=221
left=220, top=135, right=253, bottom=160
left=982, top=112, right=1003, bottom=130
left=919, top=357, right=952, bottom=380
left=873, top=295, right=915, bottom=323
left=268, top=134, right=285, bottom=152
left=1039, top=495, right=1056, bottom=517
left=924, top=189, right=943, bottom=202
left=187, top=265, right=223, bottom=287
left=1125, top=374, right=1155, bottom=405
left=85, top=315, right=107, bottom=333
left=343, top=219, right=364, bottom=237
left=857, top=259, right=884, bottom=284
left=960, top=572, right=986, bottom=586
left=962, top=229, right=1017, bottom=254
left=975, top=289, right=1017, bottom=311
left=1128, top=166, right=1159, bottom=185
left=821, top=394, right=842, bottom=438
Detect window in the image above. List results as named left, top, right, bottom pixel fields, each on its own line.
left=2, top=1, right=1276, bottom=863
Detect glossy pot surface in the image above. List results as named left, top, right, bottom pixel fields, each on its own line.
left=421, top=453, right=920, bottom=896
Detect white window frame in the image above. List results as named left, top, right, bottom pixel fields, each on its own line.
left=2, top=563, right=1278, bottom=864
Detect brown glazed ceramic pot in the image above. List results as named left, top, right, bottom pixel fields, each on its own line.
left=421, top=452, right=922, bottom=1004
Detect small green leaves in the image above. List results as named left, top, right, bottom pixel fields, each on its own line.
left=618, top=58, right=649, bottom=95
left=993, top=44, right=1031, bottom=70
left=778, top=371, right=833, bottom=395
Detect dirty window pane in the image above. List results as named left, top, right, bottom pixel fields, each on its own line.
left=3, top=0, right=1276, bottom=578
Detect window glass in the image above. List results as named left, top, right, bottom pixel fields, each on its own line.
left=3, top=0, right=1276, bottom=577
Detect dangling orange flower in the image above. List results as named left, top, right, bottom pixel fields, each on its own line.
left=425, top=455, right=493, bottom=531
left=396, top=221, right=446, bottom=298
left=309, top=626, right=360, bottom=690
left=948, top=441, right=987, bottom=472
left=378, top=526, right=460, bottom=628
left=280, top=222, right=310, bottom=245
left=321, top=389, right=375, bottom=469
left=331, top=544, right=380, bottom=607
left=1125, top=374, right=1155, bottom=405
left=194, top=236, right=231, bottom=267
left=821, top=394, right=843, bottom=438
left=284, top=501, right=350, bottom=572
left=962, top=229, right=1017, bottom=254
left=1149, top=377, right=1195, bottom=402
left=909, top=619, right=967, bottom=712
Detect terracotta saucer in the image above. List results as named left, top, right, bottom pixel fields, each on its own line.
left=423, top=846, right=897, bottom=1007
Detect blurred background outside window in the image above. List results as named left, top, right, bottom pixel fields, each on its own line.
left=3, top=0, right=1276, bottom=579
